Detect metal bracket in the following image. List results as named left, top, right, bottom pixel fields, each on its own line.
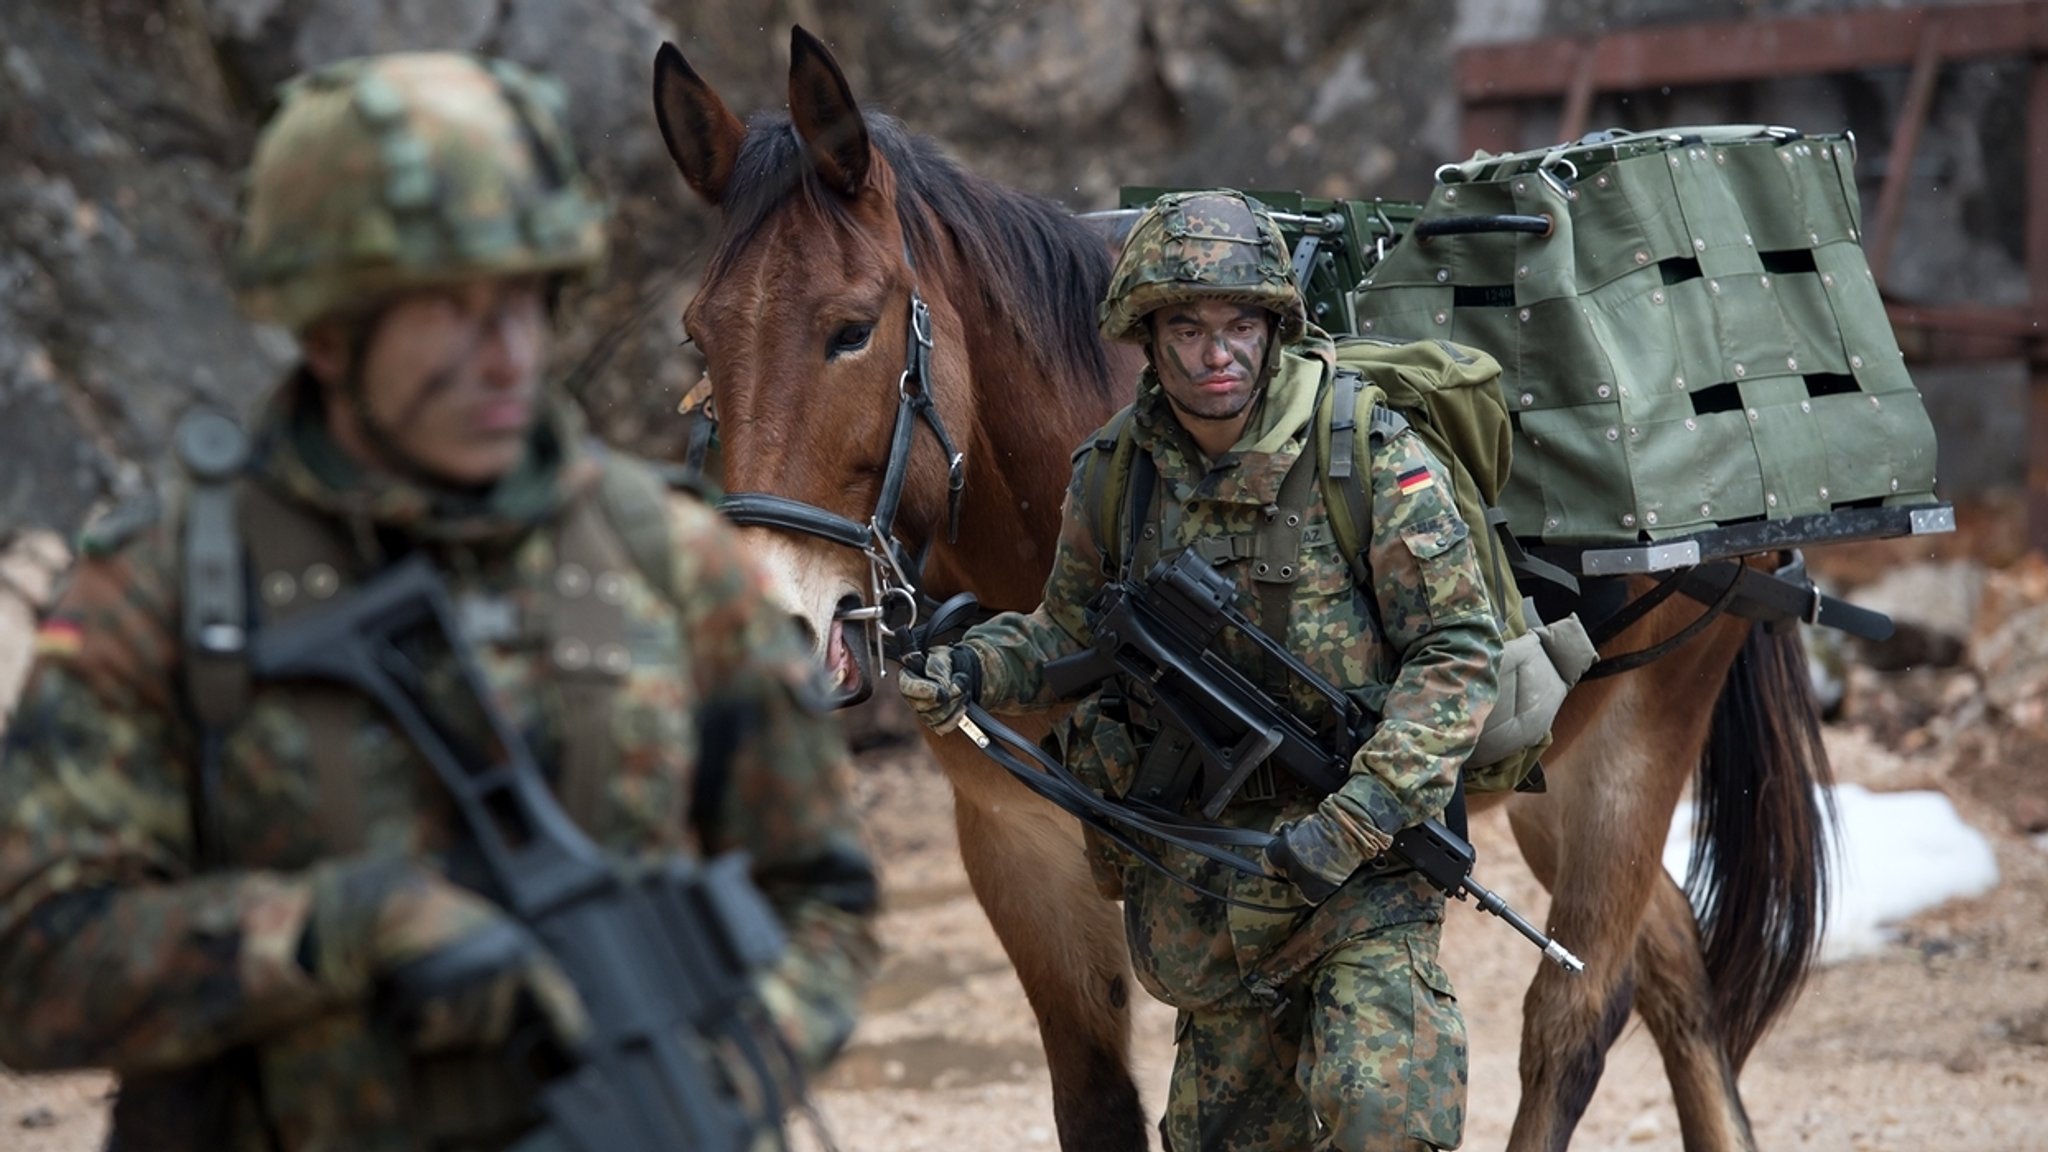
left=1909, top=505, right=1957, bottom=535
left=1579, top=541, right=1702, bottom=576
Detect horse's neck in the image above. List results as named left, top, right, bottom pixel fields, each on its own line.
left=924, top=266, right=1128, bottom=611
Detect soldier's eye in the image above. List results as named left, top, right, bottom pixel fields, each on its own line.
left=828, top=323, right=874, bottom=358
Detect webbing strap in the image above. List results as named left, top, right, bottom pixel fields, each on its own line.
left=236, top=480, right=369, bottom=855
left=1328, top=369, right=1363, bottom=481
left=553, top=486, right=633, bottom=835
left=182, top=481, right=247, bottom=733
left=1121, top=440, right=1157, bottom=584
left=1082, top=408, right=1137, bottom=577
left=1252, top=425, right=1321, bottom=694
left=1487, top=506, right=1579, bottom=599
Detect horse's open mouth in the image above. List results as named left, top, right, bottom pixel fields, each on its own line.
left=824, top=605, right=876, bottom=708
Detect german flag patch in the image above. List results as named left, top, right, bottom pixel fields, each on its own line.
left=33, top=619, right=83, bottom=658
left=1395, top=466, right=1435, bottom=496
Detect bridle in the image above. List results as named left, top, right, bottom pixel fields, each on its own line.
left=682, top=269, right=968, bottom=676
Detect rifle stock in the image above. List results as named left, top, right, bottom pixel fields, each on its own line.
left=248, top=554, right=793, bottom=1151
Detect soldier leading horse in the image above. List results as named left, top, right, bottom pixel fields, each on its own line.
left=652, top=29, right=1831, bottom=1152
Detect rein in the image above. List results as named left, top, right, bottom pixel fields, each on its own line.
left=685, top=260, right=969, bottom=669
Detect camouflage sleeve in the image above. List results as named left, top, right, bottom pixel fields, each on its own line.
left=1335, top=429, right=1501, bottom=834
left=666, top=497, right=879, bottom=1072
left=954, top=451, right=1106, bottom=712
left=0, top=527, right=337, bottom=1074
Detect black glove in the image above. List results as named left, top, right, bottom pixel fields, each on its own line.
left=1263, top=819, right=1350, bottom=905
left=897, top=644, right=982, bottom=733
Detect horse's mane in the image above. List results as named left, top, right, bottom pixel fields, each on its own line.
left=707, top=111, right=1119, bottom=403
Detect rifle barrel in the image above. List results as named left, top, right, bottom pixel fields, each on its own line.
left=1465, top=877, right=1585, bottom=973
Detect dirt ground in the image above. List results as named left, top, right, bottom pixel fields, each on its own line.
left=5, top=724, right=2043, bottom=1152
left=4, top=524, right=2046, bottom=1150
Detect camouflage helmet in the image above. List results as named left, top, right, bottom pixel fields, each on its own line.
left=230, top=53, right=608, bottom=333
left=1099, top=190, right=1306, bottom=345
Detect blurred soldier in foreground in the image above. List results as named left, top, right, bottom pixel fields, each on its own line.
left=0, top=52, right=876, bottom=1151
left=901, top=191, right=1499, bottom=1150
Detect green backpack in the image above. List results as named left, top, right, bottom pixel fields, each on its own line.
left=1078, top=337, right=1595, bottom=793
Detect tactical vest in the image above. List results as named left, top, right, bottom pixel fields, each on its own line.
left=114, top=410, right=706, bottom=1149
left=1076, top=340, right=1597, bottom=794
left=169, top=408, right=691, bottom=859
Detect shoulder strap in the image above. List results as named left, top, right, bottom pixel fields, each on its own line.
left=175, top=410, right=252, bottom=742
left=235, top=478, right=371, bottom=855
left=592, top=447, right=683, bottom=609
left=554, top=458, right=658, bottom=835
left=174, top=411, right=251, bottom=869
left=1122, top=440, right=1157, bottom=584
left=1078, top=407, right=1139, bottom=576
left=1319, top=369, right=1400, bottom=590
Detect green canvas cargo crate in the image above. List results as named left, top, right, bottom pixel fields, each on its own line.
left=1347, top=125, right=1941, bottom=549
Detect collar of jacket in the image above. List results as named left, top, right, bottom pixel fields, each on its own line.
left=1131, top=329, right=1335, bottom=508
left=247, top=368, right=602, bottom=549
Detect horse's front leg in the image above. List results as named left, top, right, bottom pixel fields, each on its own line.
left=927, top=726, right=1149, bottom=1152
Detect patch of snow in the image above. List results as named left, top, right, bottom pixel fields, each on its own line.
left=1663, top=784, right=2000, bottom=965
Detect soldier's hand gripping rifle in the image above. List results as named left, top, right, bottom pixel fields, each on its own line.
left=248, top=554, right=796, bottom=1152
left=1044, top=549, right=1584, bottom=973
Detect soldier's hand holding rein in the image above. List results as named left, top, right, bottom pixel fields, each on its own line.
left=897, top=645, right=982, bottom=733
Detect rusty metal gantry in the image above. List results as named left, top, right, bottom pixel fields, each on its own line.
left=1458, top=1, right=2048, bottom=550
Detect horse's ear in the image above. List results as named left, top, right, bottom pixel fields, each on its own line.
left=653, top=41, right=745, bottom=207
left=787, top=26, right=870, bottom=197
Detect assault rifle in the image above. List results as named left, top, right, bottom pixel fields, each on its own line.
left=1043, top=549, right=1583, bottom=973
left=248, top=555, right=793, bottom=1152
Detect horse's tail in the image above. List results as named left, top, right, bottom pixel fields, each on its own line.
left=1687, top=622, right=1837, bottom=1070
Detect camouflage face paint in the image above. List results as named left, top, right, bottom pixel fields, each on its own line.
left=351, top=279, right=550, bottom=486
left=1150, top=302, right=1273, bottom=431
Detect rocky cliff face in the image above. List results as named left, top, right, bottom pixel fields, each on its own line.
left=0, top=0, right=2025, bottom=544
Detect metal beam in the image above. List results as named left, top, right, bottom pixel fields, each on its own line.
left=1558, top=41, right=1601, bottom=145
left=1868, top=26, right=1947, bottom=287
left=2027, top=58, right=2048, bottom=549
left=1460, top=1, right=2048, bottom=102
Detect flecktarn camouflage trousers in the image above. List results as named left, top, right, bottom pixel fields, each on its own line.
left=1162, top=920, right=1466, bottom=1151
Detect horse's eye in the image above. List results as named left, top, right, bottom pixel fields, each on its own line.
left=829, top=323, right=874, bottom=358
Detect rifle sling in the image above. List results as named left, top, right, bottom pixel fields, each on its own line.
left=960, top=704, right=1302, bottom=914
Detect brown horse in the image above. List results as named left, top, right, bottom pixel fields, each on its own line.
left=652, top=28, right=1833, bottom=1152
